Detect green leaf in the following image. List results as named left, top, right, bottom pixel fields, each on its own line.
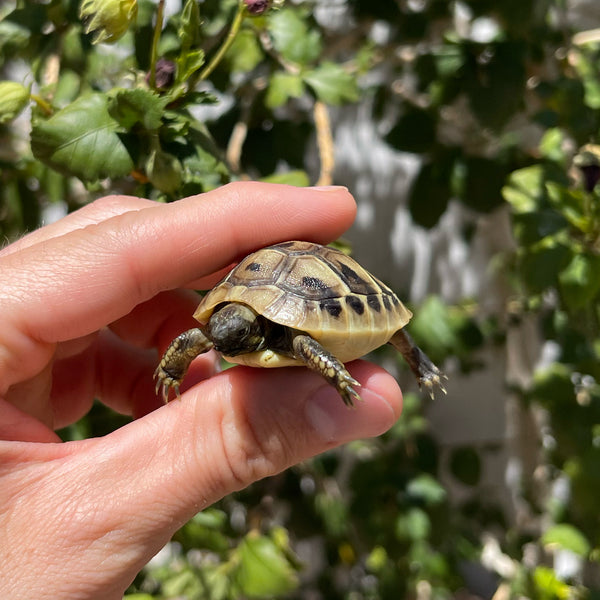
left=432, top=45, right=464, bottom=79
left=233, top=531, right=299, bottom=597
left=406, top=474, right=447, bottom=505
left=395, top=508, right=431, bottom=541
left=573, top=51, right=600, bottom=110
left=409, top=296, right=457, bottom=359
left=532, top=566, right=572, bottom=600
left=385, top=107, right=437, bottom=154
left=175, top=48, right=206, bottom=85
left=266, top=71, right=305, bottom=108
left=226, top=28, right=264, bottom=73
left=531, top=362, right=574, bottom=408
left=519, top=241, right=571, bottom=293
left=174, top=509, right=230, bottom=553
left=511, top=210, right=568, bottom=246
left=53, top=69, right=83, bottom=106
left=179, top=0, right=201, bottom=52
left=502, top=165, right=547, bottom=213
left=546, top=183, right=592, bottom=233
left=146, top=147, right=182, bottom=195
left=31, top=93, right=134, bottom=181
left=539, top=128, right=568, bottom=162
left=462, top=156, right=508, bottom=213
left=261, top=170, right=310, bottom=186
left=303, top=62, right=359, bottom=105
left=268, top=8, right=321, bottom=66
left=192, top=508, right=228, bottom=529
left=558, top=252, right=600, bottom=310
left=314, top=491, right=349, bottom=537
left=0, top=18, right=32, bottom=60
left=161, top=568, right=204, bottom=598
left=107, top=88, right=167, bottom=131
left=462, top=41, right=526, bottom=130
left=409, top=159, right=452, bottom=228
left=542, top=524, right=591, bottom=556
left=177, top=123, right=231, bottom=192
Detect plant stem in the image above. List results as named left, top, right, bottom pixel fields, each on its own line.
left=30, top=94, right=53, bottom=116
left=314, top=101, right=334, bottom=186
left=149, top=0, right=166, bottom=89
left=197, top=1, right=246, bottom=82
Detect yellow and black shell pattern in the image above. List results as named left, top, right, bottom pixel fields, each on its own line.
left=194, top=241, right=412, bottom=368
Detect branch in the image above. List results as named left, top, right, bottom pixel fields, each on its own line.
left=314, top=101, right=334, bottom=186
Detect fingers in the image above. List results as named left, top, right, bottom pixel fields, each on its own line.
left=109, top=289, right=202, bottom=351
left=0, top=195, right=155, bottom=258
left=97, top=361, right=401, bottom=526
left=0, top=183, right=355, bottom=392
left=3, top=362, right=400, bottom=598
left=48, top=327, right=220, bottom=427
left=0, top=399, right=61, bottom=443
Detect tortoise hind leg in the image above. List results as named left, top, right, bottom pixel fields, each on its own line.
left=389, top=329, right=446, bottom=398
left=155, top=328, right=213, bottom=402
left=292, top=334, right=361, bottom=407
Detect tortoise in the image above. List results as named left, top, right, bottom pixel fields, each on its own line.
left=155, top=241, right=445, bottom=407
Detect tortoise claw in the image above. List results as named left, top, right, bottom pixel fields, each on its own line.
left=339, top=373, right=362, bottom=408
left=389, top=329, right=448, bottom=399
left=419, top=370, right=448, bottom=399
left=154, top=365, right=182, bottom=403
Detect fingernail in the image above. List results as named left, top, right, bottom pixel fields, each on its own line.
left=305, top=383, right=396, bottom=443
left=309, top=185, right=349, bottom=192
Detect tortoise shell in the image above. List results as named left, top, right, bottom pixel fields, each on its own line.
left=193, top=241, right=412, bottom=368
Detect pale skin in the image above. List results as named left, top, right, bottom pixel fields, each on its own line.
left=0, top=182, right=402, bottom=600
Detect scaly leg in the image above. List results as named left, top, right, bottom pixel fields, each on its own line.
left=154, top=328, right=213, bottom=402
left=292, top=334, right=361, bottom=407
left=388, top=329, right=446, bottom=398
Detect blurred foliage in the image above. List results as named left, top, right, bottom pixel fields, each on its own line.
left=4, top=0, right=600, bottom=598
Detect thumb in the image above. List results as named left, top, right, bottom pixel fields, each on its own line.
left=6, top=362, right=401, bottom=599
left=110, top=360, right=401, bottom=515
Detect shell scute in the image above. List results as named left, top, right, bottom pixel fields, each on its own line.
left=279, top=254, right=345, bottom=300
left=229, top=248, right=287, bottom=286
left=327, top=252, right=380, bottom=296
left=367, top=295, right=381, bottom=312
left=345, top=294, right=365, bottom=316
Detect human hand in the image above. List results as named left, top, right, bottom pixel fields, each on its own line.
left=0, top=182, right=402, bottom=599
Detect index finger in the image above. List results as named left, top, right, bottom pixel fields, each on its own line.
left=0, top=183, right=355, bottom=389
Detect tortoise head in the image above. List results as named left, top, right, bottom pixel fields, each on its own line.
left=205, top=303, right=265, bottom=356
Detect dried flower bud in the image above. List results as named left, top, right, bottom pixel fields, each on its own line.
left=244, top=0, right=270, bottom=16
left=573, top=144, right=600, bottom=192
left=79, top=0, right=138, bottom=44
left=147, top=58, right=176, bottom=90
left=579, top=165, right=600, bottom=193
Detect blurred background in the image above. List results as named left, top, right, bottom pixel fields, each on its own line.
left=2, top=0, right=600, bottom=598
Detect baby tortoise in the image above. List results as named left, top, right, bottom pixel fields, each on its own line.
left=155, top=241, right=445, bottom=407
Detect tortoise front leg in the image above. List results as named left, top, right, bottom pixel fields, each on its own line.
left=292, top=334, right=361, bottom=407
left=388, top=329, right=446, bottom=398
left=154, top=328, right=213, bottom=402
